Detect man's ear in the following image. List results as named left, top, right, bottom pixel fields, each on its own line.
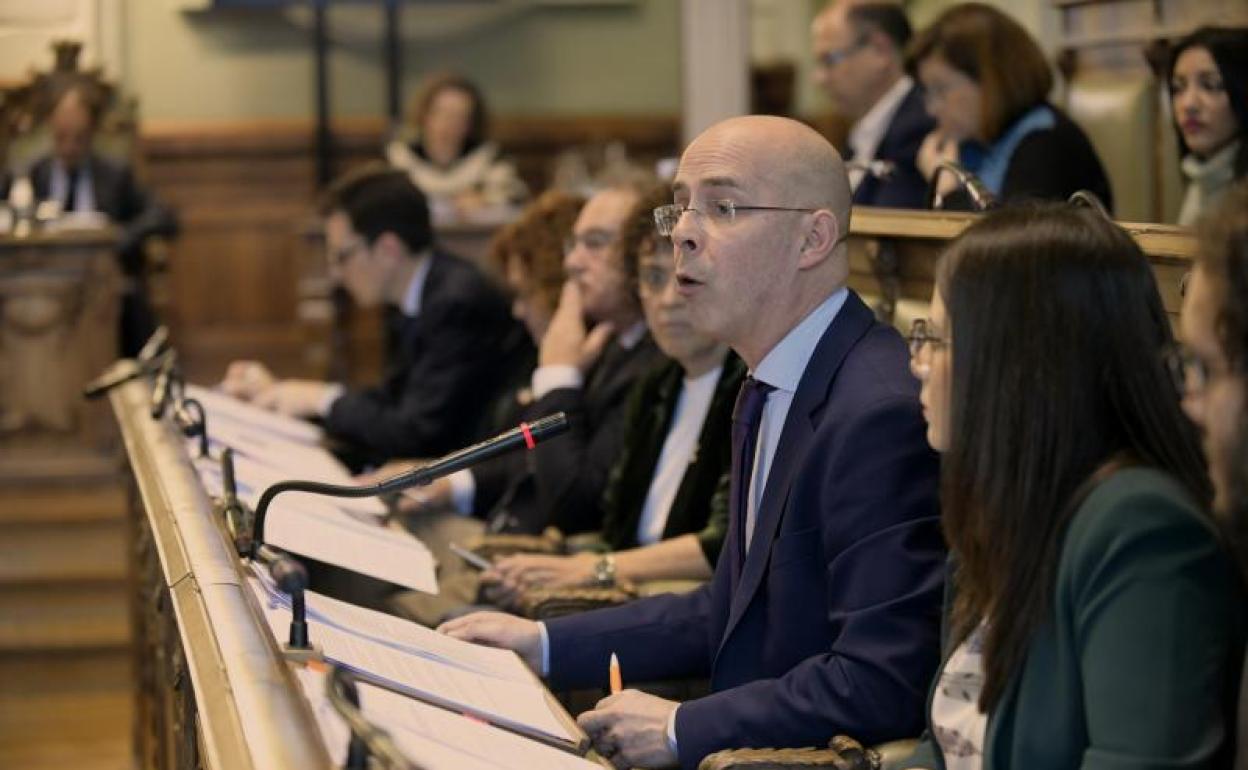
left=373, top=232, right=407, bottom=269
left=796, top=209, right=840, bottom=270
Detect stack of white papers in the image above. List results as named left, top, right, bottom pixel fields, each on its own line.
left=185, top=384, right=323, bottom=445
left=248, top=571, right=581, bottom=749
left=188, top=385, right=436, bottom=594
left=294, top=668, right=601, bottom=770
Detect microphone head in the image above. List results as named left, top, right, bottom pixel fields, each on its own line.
left=136, top=325, right=170, bottom=364
left=255, top=544, right=308, bottom=594
left=270, top=557, right=309, bottom=595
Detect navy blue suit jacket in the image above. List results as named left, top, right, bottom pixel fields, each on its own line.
left=545, top=291, right=945, bottom=768
left=325, top=249, right=527, bottom=465
left=851, top=84, right=935, bottom=210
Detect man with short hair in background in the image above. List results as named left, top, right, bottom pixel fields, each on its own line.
left=812, top=0, right=934, bottom=208
left=222, top=167, right=524, bottom=467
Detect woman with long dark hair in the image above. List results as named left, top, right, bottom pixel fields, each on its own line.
left=899, top=204, right=1244, bottom=768
left=1167, top=27, right=1248, bottom=226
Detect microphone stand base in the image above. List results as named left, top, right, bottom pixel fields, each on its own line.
left=281, top=644, right=324, bottom=663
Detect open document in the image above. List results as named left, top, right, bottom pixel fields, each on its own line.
left=189, top=385, right=435, bottom=594
left=185, top=383, right=323, bottom=446
left=196, top=458, right=436, bottom=594
left=294, top=667, right=601, bottom=770
left=248, top=572, right=587, bottom=753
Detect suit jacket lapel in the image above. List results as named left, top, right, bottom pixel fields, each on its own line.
left=715, top=293, right=877, bottom=658
left=396, top=251, right=446, bottom=356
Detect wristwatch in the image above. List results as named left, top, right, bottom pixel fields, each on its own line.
left=592, top=553, right=617, bottom=587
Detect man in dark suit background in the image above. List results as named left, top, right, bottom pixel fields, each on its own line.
left=812, top=0, right=934, bottom=209
left=400, top=180, right=664, bottom=537
left=388, top=180, right=664, bottom=626
left=221, top=167, right=524, bottom=466
left=9, top=85, right=179, bottom=355
left=442, top=115, right=945, bottom=769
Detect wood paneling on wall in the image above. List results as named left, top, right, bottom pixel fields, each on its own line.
left=139, top=115, right=679, bottom=384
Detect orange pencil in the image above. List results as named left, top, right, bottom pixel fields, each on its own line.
left=609, top=652, right=622, bottom=694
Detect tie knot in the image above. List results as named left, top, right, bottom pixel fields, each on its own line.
left=733, top=376, right=775, bottom=428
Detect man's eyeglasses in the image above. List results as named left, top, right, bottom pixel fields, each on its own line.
left=907, top=318, right=948, bottom=357
left=329, top=239, right=367, bottom=268
left=1163, top=343, right=1212, bottom=396
left=653, top=200, right=817, bottom=237
left=817, top=36, right=868, bottom=69
left=564, top=229, right=618, bottom=255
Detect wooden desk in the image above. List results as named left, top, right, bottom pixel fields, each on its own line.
left=0, top=228, right=123, bottom=482
left=112, top=378, right=329, bottom=769
left=111, top=376, right=606, bottom=769
left=845, top=207, right=1195, bottom=326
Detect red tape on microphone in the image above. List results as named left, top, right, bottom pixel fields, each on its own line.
left=519, top=421, right=536, bottom=450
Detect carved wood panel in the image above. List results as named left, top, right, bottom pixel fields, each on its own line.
left=0, top=232, right=121, bottom=482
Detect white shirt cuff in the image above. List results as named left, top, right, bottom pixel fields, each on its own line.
left=447, top=469, right=476, bottom=515
left=537, top=621, right=551, bottom=677
left=666, top=704, right=679, bottom=756
left=531, top=365, right=582, bottom=400
left=318, top=383, right=346, bottom=417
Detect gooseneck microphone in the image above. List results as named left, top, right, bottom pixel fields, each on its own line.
left=1068, top=189, right=1111, bottom=219
left=925, top=160, right=996, bottom=212
left=149, top=351, right=180, bottom=419
left=217, top=448, right=254, bottom=555
left=254, top=543, right=311, bottom=651
left=249, top=412, right=570, bottom=557
left=83, top=326, right=170, bottom=399
left=326, top=666, right=417, bottom=770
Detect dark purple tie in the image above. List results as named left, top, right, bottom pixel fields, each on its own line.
left=730, top=376, right=775, bottom=561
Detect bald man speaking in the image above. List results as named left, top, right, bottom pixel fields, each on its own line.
left=442, top=116, right=944, bottom=769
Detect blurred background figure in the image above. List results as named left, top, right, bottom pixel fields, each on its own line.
left=483, top=183, right=743, bottom=606
left=386, top=71, right=527, bottom=222
left=2, top=83, right=178, bottom=356
left=492, top=189, right=584, bottom=351
left=908, top=2, right=1113, bottom=210
left=811, top=0, right=933, bottom=208
left=1167, top=26, right=1248, bottom=226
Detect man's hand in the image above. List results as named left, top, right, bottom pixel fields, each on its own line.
left=437, top=612, right=543, bottom=673
left=481, top=553, right=598, bottom=608
left=251, top=379, right=334, bottom=418
left=220, top=360, right=276, bottom=401
left=540, top=281, right=614, bottom=371
left=916, top=130, right=960, bottom=197
left=578, top=690, right=679, bottom=769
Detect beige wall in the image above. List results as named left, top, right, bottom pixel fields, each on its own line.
left=121, top=0, right=681, bottom=124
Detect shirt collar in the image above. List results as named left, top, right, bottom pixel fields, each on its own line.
left=848, top=75, right=914, bottom=163
left=753, top=287, right=849, bottom=394
left=1182, top=140, right=1240, bottom=185
left=683, top=362, right=723, bottom=389
left=616, top=320, right=648, bottom=350
left=399, top=251, right=434, bottom=318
